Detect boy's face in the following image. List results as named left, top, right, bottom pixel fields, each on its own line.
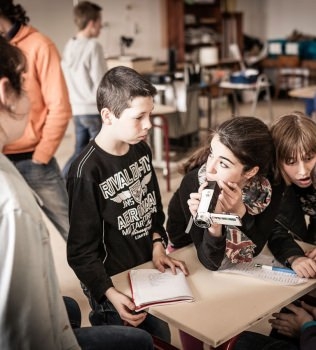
left=282, top=152, right=316, bottom=188
left=112, top=96, right=153, bottom=144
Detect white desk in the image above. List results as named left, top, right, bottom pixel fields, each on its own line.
left=219, top=74, right=273, bottom=123
left=288, top=85, right=316, bottom=99
left=288, top=85, right=316, bottom=116
left=112, top=242, right=316, bottom=348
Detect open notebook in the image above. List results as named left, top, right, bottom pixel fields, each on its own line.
left=129, top=268, right=194, bottom=312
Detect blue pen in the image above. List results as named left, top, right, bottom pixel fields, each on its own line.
left=255, top=264, right=296, bottom=275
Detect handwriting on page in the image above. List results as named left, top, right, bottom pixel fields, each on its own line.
left=218, top=256, right=307, bottom=285
left=149, top=273, right=174, bottom=286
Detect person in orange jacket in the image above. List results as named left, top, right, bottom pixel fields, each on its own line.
left=0, top=0, right=71, bottom=240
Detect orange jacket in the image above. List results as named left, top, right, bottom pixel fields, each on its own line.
left=4, top=25, right=71, bottom=164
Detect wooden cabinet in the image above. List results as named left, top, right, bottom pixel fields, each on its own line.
left=166, top=0, right=243, bottom=64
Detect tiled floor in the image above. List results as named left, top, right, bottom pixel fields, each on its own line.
left=50, top=96, right=306, bottom=348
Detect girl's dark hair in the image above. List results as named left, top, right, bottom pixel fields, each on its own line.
left=0, top=35, right=26, bottom=95
left=271, top=111, right=316, bottom=183
left=180, top=116, right=274, bottom=176
left=96, top=66, right=157, bottom=117
left=73, top=1, right=102, bottom=30
left=0, top=0, right=29, bottom=25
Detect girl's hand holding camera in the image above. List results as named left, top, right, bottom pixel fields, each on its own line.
left=217, top=180, right=246, bottom=219
left=187, top=180, right=245, bottom=237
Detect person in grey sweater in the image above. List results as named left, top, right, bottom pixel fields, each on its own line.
left=61, top=1, right=107, bottom=178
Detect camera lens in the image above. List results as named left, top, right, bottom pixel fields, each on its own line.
left=194, top=213, right=212, bottom=228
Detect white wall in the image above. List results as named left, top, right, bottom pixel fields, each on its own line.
left=18, top=0, right=166, bottom=62
left=17, top=0, right=316, bottom=61
left=236, top=0, right=316, bottom=41
left=265, top=0, right=316, bottom=39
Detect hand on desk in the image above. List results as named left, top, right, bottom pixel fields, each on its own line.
left=269, top=301, right=315, bottom=338
left=152, top=243, right=188, bottom=275
left=291, top=255, right=316, bottom=278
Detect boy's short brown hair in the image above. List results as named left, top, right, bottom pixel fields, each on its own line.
left=73, top=1, right=102, bottom=30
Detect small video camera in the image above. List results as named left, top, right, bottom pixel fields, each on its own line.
left=193, top=181, right=242, bottom=228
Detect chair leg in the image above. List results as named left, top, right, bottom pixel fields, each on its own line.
left=215, top=334, right=241, bottom=350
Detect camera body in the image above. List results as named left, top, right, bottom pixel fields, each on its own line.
left=193, top=181, right=242, bottom=228
left=194, top=181, right=220, bottom=228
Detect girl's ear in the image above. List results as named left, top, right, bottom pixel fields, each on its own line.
left=0, top=77, right=9, bottom=106
left=244, top=165, right=259, bottom=180
left=100, top=107, right=112, bottom=125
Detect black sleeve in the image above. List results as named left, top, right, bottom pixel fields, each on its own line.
left=166, top=189, right=193, bottom=248
left=268, top=187, right=306, bottom=265
left=300, top=324, right=316, bottom=350
left=67, top=176, right=113, bottom=302
left=149, top=154, right=168, bottom=245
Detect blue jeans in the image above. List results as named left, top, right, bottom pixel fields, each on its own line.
left=81, top=284, right=171, bottom=343
left=63, top=296, right=154, bottom=350
left=234, top=331, right=298, bottom=350
left=62, top=114, right=101, bottom=178
left=10, top=157, right=69, bottom=241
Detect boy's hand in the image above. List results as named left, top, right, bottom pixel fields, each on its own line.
left=152, top=244, right=188, bottom=275
left=269, top=302, right=314, bottom=337
left=106, top=287, right=147, bottom=327
left=291, top=256, right=316, bottom=278
left=301, top=301, right=316, bottom=319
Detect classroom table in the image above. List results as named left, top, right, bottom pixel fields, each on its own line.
left=288, top=85, right=316, bottom=115
left=218, top=74, right=273, bottom=123
left=112, top=242, right=316, bottom=348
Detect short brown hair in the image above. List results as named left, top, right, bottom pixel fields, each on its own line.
left=271, top=111, right=316, bottom=183
left=73, top=1, right=102, bottom=30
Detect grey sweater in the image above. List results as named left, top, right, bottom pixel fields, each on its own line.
left=62, top=36, right=106, bottom=115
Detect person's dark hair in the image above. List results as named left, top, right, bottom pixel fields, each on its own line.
left=0, top=35, right=26, bottom=95
left=271, top=111, right=316, bottom=183
left=180, top=116, right=274, bottom=177
left=73, top=1, right=102, bottom=30
left=0, top=0, right=29, bottom=25
left=96, top=66, right=157, bottom=117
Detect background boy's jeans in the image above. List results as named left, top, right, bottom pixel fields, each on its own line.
left=10, top=157, right=69, bottom=240
left=62, top=114, right=101, bottom=178
left=63, top=296, right=154, bottom=350
left=81, top=283, right=171, bottom=344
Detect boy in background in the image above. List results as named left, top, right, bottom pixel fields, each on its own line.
left=62, top=1, right=107, bottom=178
left=66, top=66, right=188, bottom=343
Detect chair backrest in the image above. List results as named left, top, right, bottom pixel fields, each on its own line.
left=229, top=43, right=246, bottom=71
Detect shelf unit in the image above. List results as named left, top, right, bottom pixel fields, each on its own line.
left=166, top=0, right=243, bottom=64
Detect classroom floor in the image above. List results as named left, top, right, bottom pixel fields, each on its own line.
left=49, top=96, right=306, bottom=349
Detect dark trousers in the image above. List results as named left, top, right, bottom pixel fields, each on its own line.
left=63, top=296, right=154, bottom=350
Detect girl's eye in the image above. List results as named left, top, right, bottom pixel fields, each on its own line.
left=286, top=159, right=295, bottom=165
left=220, top=161, right=229, bottom=168
left=304, top=153, right=315, bottom=162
